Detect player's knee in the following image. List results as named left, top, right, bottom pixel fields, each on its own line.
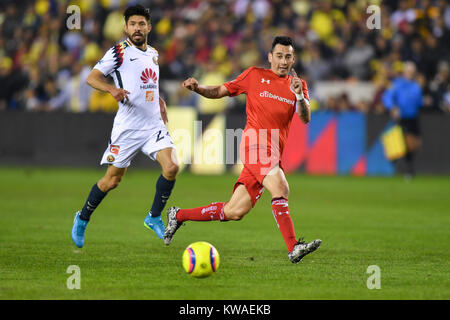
left=284, top=184, right=290, bottom=198
left=225, top=205, right=251, bottom=221
left=163, top=162, right=179, bottom=179
left=103, top=176, right=122, bottom=191
left=273, top=183, right=289, bottom=199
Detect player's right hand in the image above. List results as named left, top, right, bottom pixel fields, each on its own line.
left=109, top=87, right=130, bottom=102
left=182, top=77, right=199, bottom=92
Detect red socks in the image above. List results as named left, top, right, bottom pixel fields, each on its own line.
left=272, top=197, right=297, bottom=252
left=176, top=198, right=297, bottom=252
left=176, top=202, right=228, bottom=222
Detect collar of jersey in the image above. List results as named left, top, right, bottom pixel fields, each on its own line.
left=268, top=68, right=291, bottom=80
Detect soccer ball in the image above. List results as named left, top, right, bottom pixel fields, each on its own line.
left=182, top=241, right=220, bottom=278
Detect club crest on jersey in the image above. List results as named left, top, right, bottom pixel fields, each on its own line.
left=261, top=78, right=270, bottom=84
left=107, top=155, right=115, bottom=162
left=140, top=68, right=157, bottom=84
left=153, top=56, right=158, bottom=65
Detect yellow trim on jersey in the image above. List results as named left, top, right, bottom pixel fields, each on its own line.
left=122, top=38, right=157, bottom=53
left=122, top=39, right=132, bottom=48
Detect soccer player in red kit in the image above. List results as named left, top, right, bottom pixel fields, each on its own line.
left=165, top=36, right=321, bottom=263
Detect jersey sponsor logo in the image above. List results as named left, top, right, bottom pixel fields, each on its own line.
left=261, top=78, right=270, bottom=84
left=110, top=145, right=120, bottom=155
left=259, top=91, right=295, bottom=106
left=140, top=68, right=157, bottom=84
left=140, top=84, right=157, bottom=89
left=201, top=205, right=218, bottom=215
left=272, top=199, right=288, bottom=206
left=145, top=91, right=154, bottom=102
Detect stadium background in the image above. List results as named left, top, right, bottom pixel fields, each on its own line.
left=0, top=0, right=449, bottom=175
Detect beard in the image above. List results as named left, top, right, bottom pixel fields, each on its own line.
left=128, top=32, right=147, bottom=46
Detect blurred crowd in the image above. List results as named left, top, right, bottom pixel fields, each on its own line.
left=0, top=0, right=449, bottom=114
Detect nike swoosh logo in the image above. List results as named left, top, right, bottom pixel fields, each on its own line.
left=130, top=58, right=138, bottom=61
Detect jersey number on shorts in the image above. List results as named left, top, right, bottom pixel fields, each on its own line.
left=156, top=130, right=169, bottom=143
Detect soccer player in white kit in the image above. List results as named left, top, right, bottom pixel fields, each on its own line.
left=71, top=5, right=178, bottom=248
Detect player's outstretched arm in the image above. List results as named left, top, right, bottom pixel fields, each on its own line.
left=86, top=69, right=130, bottom=102
left=182, top=77, right=230, bottom=99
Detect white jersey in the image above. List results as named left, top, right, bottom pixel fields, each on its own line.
left=94, top=39, right=162, bottom=130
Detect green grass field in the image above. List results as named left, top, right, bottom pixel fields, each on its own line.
left=0, top=167, right=449, bottom=300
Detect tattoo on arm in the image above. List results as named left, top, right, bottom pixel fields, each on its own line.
left=199, top=86, right=220, bottom=98
left=195, top=85, right=228, bottom=99
left=298, top=99, right=310, bottom=123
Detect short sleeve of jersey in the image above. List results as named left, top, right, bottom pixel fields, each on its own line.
left=93, top=47, right=116, bottom=77
left=223, top=67, right=255, bottom=97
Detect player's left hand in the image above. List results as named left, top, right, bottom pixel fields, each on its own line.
left=290, top=69, right=303, bottom=94
left=159, top=98, right=169, bottom=124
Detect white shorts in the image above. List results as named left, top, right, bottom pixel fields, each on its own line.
left=100, top=124, right=175, bottom=168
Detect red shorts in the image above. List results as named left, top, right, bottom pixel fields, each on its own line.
left=234, top=142, right=283, bottom=207
left=232, top=162, right=280, bottom=207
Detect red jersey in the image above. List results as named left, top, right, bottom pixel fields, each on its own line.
left=224, top=67, right=309, bottom=165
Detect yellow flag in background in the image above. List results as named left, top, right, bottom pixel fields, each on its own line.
left=190, top=114, right=226, bottom=175
left=166, top=107, right=197, bottom=173
left=381, top=125, right=406, bottom=160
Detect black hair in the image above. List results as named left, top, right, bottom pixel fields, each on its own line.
left=124, top=5, right=150, bottom=24
left=271, top=36, right=294, bottom=52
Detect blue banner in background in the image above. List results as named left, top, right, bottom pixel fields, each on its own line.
left=283, top=111, right=396, bottom=176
